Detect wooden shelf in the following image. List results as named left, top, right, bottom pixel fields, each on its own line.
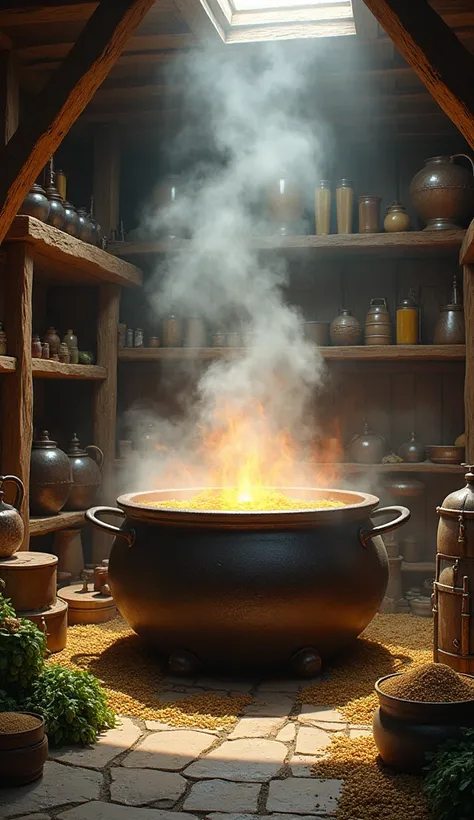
left=29, top=510, right=87, bottom=536
left=109, top=230, right=465, bottom=260
left=118, top=345, right=466, bottom=362
left=32, top=359, right=107, bottom=380
left=4, top=216, right=143, bottom=287
left=333, top=462, right=465, bottom=474
left=0, top=355, right=16, bottom=373
left=401, top=562, right=436, bottom=573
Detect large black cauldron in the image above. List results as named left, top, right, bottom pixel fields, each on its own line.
left=87, top=487, right=410, bottom=677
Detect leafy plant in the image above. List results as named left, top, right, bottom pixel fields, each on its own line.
left=424, top=728, right=474, bottom=820
left=25, top=666, right=116, bottom=745
left=0, top=689, right=19, bottom=711
left=0, top=593, right=47, bottom=694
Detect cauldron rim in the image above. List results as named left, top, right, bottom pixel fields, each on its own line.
left=115, top=485, right=380, bottom=529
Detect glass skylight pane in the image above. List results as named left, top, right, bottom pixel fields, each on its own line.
left=233, top=0, right=350, bottom=11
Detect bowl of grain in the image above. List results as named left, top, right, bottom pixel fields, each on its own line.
left=0, top=712, right=48, bottom=785
left=373, top=662, right=474, bottom=773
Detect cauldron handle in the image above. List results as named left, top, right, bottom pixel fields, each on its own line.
left=359, top=505, right=410, bottom=547
left=86, top=506, right=135, bottom=547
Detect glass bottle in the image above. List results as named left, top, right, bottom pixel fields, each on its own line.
left=31, top=335, right=42, bottom=358
left=126, top=329, right=134, bottom=348
left=358, top=195, right=381, bottom=233
left=134, top=328, right=144, bottom=348
left=314, top=180, right=331, bottom=235
left=163, top=313, right=181, bottom=347
left=58, top=342, right=70, bottom=364
left=396, top=295, right=419, bottom=344
left=336, top=179, right=354, bottom=234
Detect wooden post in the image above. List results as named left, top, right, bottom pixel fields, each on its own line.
left=93, top=124, right=120, bottom=241
left=464, top=264, right=474, bottom=464
left=1, top=243, right=33, bottom=547
left=0, top=48, right=19, bottom=145
left=92, top=283, right=120, bottom=562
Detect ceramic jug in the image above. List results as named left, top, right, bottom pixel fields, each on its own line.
left=410, top=155, right=474, bottom=230
left=64, top=435, right=103, bottom=511
left=0, top=475, right=24, bottom=558
left=29, top=431, right=72, bottom=515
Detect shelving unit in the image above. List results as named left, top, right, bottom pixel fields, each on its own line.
left=118, top=345, right=466, bottom=362
left=0, top=217, right=143, bottom=548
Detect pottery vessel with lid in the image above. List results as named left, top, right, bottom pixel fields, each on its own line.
left=365, top=298, right=392, bottom=345
left=18, top=184, right=50, bottom=222
left=399, top=432, right=426, bottom=463
left=43, top=327, right=61, bottom=356
left=384, top=202, right=410, bottom=233
left=64, top=435, right=103, bottom=511
left=29, top=431, right=72, bottom=515
left=330, top=309, right=362, bottom=346
left=348, top=423, right=389, bottom=464
left=410, top=154, right=474, bottom=230
left=0, top=475, right=24, bottom=558
left=433, top=275, right=465, bottom=344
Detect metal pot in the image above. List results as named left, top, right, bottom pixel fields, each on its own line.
left=0, top=475, right=24, bottom=558
left=410, top=154, right=474, bottom=230
left=64, top=435, right=103, bottom=511
left=348, top=423, right=388, bottom=464
left=18, top=184, right=50, bottom=222
left=87, top=487, right=409, bottom=676
left=29, top=431, right=72, bottom=515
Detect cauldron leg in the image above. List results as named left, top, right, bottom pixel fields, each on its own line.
left=290, top=647, right=322, bottom=679
left=168, top=649, right=202, bottom=677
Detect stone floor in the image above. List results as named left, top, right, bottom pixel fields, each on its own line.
left=0, top=677, right=371, bottom=820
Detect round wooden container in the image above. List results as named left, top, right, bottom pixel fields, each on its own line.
left=58, top=583, right=116, bottom=625
left=365, top=298, right=392, bottom=345
left=21, top=598, right=68, bottom=652
left=0, top=552, right=57, bottom=611
left=0, top=713, right=48, bottom=786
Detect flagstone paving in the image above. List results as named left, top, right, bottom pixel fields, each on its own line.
left=3, top=677, right=371, bottom=819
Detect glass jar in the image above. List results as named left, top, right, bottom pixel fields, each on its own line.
left=134, top=328, right=144, bottom=348
left=358, top=195, right=381, bottom=233
left=336, top=179, right=354, bottom=234
left=125, top=329, right=134, bottom=348
left=32, top=335, right=42, bottom=358
left=163, top=314, right=182, bottom=347
left=396, top=297, right=419, bottom=344
left=149, top=336, right=160, bottom=348
left=41, top=342, right=50, bottom=359
left=314, top=180, right=331, bottom=235
left=58, top=343, right=70, bottom=364
left=0, top=321, right=7, bottom=356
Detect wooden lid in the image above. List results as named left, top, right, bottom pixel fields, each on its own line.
left=58, top=584, right=114, bottom=609
left=21, top=598, right=68, bottom=617
left=0, top=551, right=58, bottom=569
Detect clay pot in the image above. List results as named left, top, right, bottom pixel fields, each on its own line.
left=330, top=309, right=362, bottom=346
left=373, top=673, right=474, bottom=773
left=62, top=202, right=80, bottom=237
left=184, top=318, right=206, bottom=348
left=44, top=184, right=66, bottom=229
left=42, top=327, right=61, bottom=356
left=410, top=154, right=474, bottom=230
left=303, top=321, right=330, bottom=345
left=0, top=475, right=24, bottom=558
left=401, top=536, right=420, bottom=564
left=382, top=476, right=425, bottom=498
left=399, top=432, right=426, bottom=463
left=64, top=434, right=103, bottom=511
left=53, top=529, right=84, bottom=580
left=384, top=202, right=410, bottom=233
left=266, top=178, right=304, bottom=235
left=0, top=713, right=48, bottom=786
left=76, top=208, right=92, bottom=243
left=365, top=298, right=392, bottom=345
left=348, top=423, right=388, bottom=464
left=18, top=184, right=50, bottom=222
left=29, top=431, right=72, bottom=515
left=23, top=598, right=68, bottom=653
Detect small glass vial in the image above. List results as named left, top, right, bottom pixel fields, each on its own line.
left=58, top=342, right=70, bottom=363
left=32, top=335, right=42, bottom=358
left=0, top=321, right=7, bottom=355
left=163, top=313, right=181, bottom=347
left=226, top=331, right=241, bottom=348
left=126, top=328, right=134, bottom=348
left=69, top=346, right=79, bottom=364
left=117, top=323, right=126, bottom=348
left=336, top=179, right=354, bottom=234
left=149, top=336, right=160, bottom=347
left=134, top=328, right=144, bottom=348
left=314, top=180, right=331, bottom=235
left=358, top=195, right=381, bottom=233
left=396, top=295, right=419, bottom=344
left=41, top=342, right=50, bottom=359
left=212, top=330, right=225, bottom=347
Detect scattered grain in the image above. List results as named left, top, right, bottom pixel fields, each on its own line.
left=313, top=735, right=429, bottom=820
left=0, top=713, right=41, bottom=733
left=145, top=489, right=342, bottom=512
left=380, top=662, right=474, bottom=702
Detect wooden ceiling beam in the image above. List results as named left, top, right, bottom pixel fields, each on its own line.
left=17, top=33, right=196, bottom=64
left=362, top=0, right=474, bottom=149
left=0, top=0, right=156, bottom=244
left=0, top=2, right=98, bottom=27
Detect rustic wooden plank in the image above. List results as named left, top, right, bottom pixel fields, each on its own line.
left=0, top=355, right=16, bottom=373
left=363, top=0, right=474, bottom=148
left=0, top=0, right=157, bottom=246
left=1, top=243, right=33, bottom=548
left=110, top=231, right=465, bottom=259
left=460, top=218, right=474, bottom=264
left=5, top=216, right=142, bottom=287
left=17, top=33, right=196, bottom=64
left=92, top=284, right=120, bottom=562
left=0, top=49, right=19, bottom=146
left=32, top=360, right=107, bottom=380
left=464, top=264, right=474, bottom=462
left=93, top=124, right=120, bottom=242
left=30, top=509, right=86, bottom=536
left=118, top=345, right=466, bottom=361
left=173, top=0, right=225, bottom=43
left=0, top=2, right=98, bottom=26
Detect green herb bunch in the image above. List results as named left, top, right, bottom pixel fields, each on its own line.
left=424, top=728, right=474, bottom=820
left=25, top=666, right=116, bottom=745
left=0, top=689, right=19, bottom=711
left=0, top=594, right=47, bottom=693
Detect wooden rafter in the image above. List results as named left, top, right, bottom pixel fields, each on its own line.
left=0, top=0, right=156, bottom=245
left=362, top=0, right=474, bottom=149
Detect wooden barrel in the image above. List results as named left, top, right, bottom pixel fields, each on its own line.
left=0, top=552, right=57, bottom=611
left=21, top=598, right=68, bottom=653
left=0, top=713, right=48, bottom=786
left=58, top=583, right=116, bottom=625
left=365, top=298, right=392, bottom=345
